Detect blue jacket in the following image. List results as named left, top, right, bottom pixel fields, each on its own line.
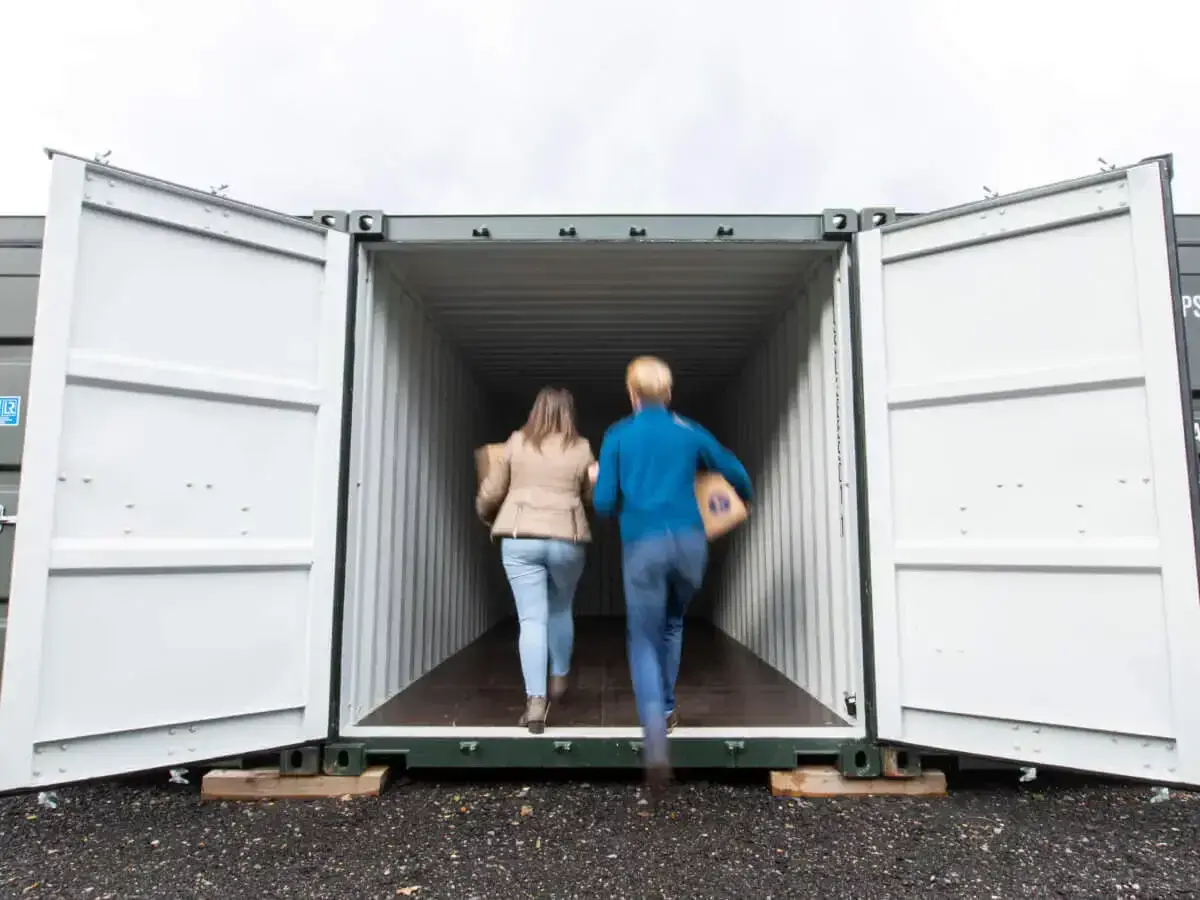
left=592, top=405, right=753, bottom=543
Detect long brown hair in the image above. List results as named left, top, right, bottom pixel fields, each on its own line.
left=521, top=387, right=580, bottom=451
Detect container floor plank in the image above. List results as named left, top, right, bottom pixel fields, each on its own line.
left=201, top=766, right=390, bottom=802
left=359, top=617, right=846, bottom=729
left=769, top=765, right=948, bottom=798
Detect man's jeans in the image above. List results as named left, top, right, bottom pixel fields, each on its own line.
left=622, top=529, right=708, bottom=767
left=501, top=538, right=587, bottom=698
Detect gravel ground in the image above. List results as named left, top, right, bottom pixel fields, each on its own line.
left=1, top=768, right=1198, bottom=899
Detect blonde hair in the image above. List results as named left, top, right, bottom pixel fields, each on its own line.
left=521, top=387, right=580, bottom=451
left=626, top=356, right=673, bottom=405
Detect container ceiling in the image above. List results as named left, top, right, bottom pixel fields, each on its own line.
left=376, top=242, right=831, bottom=403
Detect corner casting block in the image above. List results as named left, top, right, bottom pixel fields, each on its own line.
left=312, top=210, right=349, bottom=232
left=350, top=209, right=386, bottom=241
left=837, top=741, right=882, bottom=779
left=323, top=742, right=368, bottom=777
left=280, top=745, right=321, bottom=776
left=859, top=207, right=897, bottom=231
left=1139, top=153, right=1175, bottom=182
left=880, top=746, right=922, bottom=779
left=821, top=209, right=859, bottom=240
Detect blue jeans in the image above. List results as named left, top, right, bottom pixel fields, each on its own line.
left=622, top=529, right=708, bottom=767
left=501, top=538, right=587, bottom=698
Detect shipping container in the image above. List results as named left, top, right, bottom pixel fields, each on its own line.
left=0, top=215, right=43, bottom=689
left=1, top=151, right=1199, bottom=792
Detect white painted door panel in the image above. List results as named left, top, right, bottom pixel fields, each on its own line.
left=0, top=154, right=350, bottom=791
left=858, top=162, right=1200, bottom=783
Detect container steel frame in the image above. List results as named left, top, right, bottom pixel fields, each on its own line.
left=317, top=208, right=900, bottom=776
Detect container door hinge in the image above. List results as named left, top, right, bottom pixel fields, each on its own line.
left=0, top=504, right=17, bottom=534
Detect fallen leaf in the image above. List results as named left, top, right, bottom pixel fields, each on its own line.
left=520, top=805, right=533, bottom=817
left=396, top=888, right=421, bottom=897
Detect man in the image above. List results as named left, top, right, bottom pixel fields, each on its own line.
left=590, top=356, right=753, bottom=789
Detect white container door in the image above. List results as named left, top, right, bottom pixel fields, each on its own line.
left=0, top=153, right=350, bottom=791
left=857, top=161, right=1200, bottom=784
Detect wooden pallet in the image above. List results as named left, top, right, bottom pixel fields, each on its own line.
left=770, top=765, right=947, bottom=798
left=201, top=765, right=390, bottom=802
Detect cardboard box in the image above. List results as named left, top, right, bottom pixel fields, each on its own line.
left=695, top=472, right=748, bottom=541
left=475, top=443, right=507, bottom=486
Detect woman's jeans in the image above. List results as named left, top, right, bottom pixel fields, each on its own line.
left=501, top=538, right=587, bottom=698
left=622, top=528, right=708, bottom=767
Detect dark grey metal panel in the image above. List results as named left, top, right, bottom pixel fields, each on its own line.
left=0, top=469, right=16, bottom=679
left=1177, top=215, right=1200, bottom=244
left=0, top=278, right=38, bottom=340
left=0, top=218, right=39, bottom=621
left=0, top=247, right=42, bottom=278
left=0, top=471, right=18, bottom=603
left=1183, top=274, right=1200, bottom=391
left=0, top=349, right=31, bottom=467
left=0, top=217, right=45, bottom=244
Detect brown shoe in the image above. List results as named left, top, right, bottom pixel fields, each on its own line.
left=519, top=696, right=549, bottom=734
left=549, top=675, right=569, bottom=702
left=666, top=710, right=679, bottom=733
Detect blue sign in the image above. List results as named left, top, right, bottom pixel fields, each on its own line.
left=708, top=492, right=731, bottom=516
left=0, top=396, right=20, bottom=427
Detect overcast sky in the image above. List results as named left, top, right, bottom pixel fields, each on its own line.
left=2, top=1, right=1198, bottom=216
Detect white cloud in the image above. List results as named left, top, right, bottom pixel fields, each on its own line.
left=1, top=0, right=1197, bottom=215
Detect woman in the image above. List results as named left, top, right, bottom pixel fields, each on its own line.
left=476, top=387, right=595, bottom=733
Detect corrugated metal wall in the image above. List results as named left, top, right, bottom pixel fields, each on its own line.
left=707, top=255, right=861, bottom=720
left=340, top=258, right=508, bottom=725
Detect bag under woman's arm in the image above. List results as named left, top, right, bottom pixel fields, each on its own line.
left=475, top=440, right=512, bottom=523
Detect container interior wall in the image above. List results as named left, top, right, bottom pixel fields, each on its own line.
left=704, top=254, right=862, bottom=721
left=341, top=240, right=862, bottom=727
left=339, top=258, right=508, bottom=726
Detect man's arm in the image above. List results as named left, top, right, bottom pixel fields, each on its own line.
left=592, top=430, right=620, bottom=517
left=695, top=425, right=754, bottom=503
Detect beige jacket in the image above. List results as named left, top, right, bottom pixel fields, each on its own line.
left=476, top=431, right=595, bottom=543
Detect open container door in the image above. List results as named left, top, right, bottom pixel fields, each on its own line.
left=857, top=160, right=1200, bottom=784
left=0, top=153, right=350, bottom=792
